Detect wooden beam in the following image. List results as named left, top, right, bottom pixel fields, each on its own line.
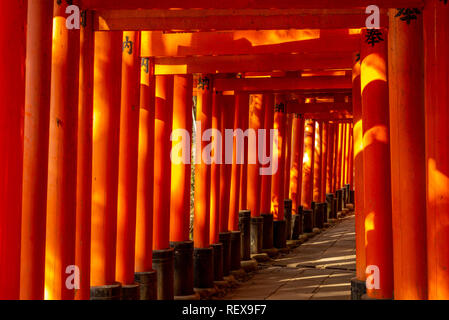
left=286, top=101, right=352, bottom=114
left=81, top=0, right=423, bottom=10
left=303, top=112, right=353, bottom=121
left=154, top=53, right=353, bottom=74
left=94, top=9, right=388, bottom=31
left=138, top=30, right=360, bottom=57
left=214, top=76, right=352, bottom=92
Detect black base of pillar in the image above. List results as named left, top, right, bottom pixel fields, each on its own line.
left=193, top=247, right=214, bottom=289
left=121, top=283, right=140, bottom=300
left=261, top=213, right=273, bottom=249
left=349, top=190, right=355, bottom=204
left=152, top=248, right=174, bottom=300
left=303, top=209, right=313, bottom=233
left=230, top=231, right=241, bottom=271
left=134, top=270, right=157, bottom=300
left=332, top=198, right=338, bottom=219
left=322, top=202, right=328, bottom=223
left=314, top=203, right=324, bottom=229
left=273, top=220, right=287, bottom=249
left=219, top=232, right=231, bottom=276
left=291, top=210, right=303, bottom=240
left=170, top=240, right=194, bottom=297
left=336, top=189, right=343, bottom=212
left=90, top=282, right=121, bottom=300
left=284, top=199, right=292, bottom=240
left=250, top=216, right=263, bottom=254
left=351, top=278, right=367, bottom=300
left=326, top=193, right=334, bottom=220
left=211, top=243, right=223, bottom=281
left=239, top=210, right=251, bottom=261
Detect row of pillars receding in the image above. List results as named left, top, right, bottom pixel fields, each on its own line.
left=0, top=0, right=356, bottom=300
left=351, top=2, right=449, bottom=300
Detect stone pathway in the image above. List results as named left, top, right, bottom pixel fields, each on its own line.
left=224, top=214, right=356, bottom=300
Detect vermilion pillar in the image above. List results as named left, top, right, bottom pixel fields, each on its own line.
left=289, top=114, right=305, bottom=214
left=352, top=55, right=366, bottom=283
left=347, top=125, right=354, bottom=189
left=361, top=27, right=394, bottom=299
left=135, top=53, right=155, bottom=273
left=284, top=113, right=293, bottom=200
left=170, top=75, right=193, bottom=243
left=313, top=121, right=322, bottom=202
left=45, top=1, right=80, bottom=300
left=75, top=10, right=94, bottom=300
left=320, top=122, right=328, bottom=202
left=153, top=75, right=174, bottom=251
left=389, top=10, right=427, bottom=299
left=341, top=123, right=347, bottom=187
left=239, top=93, right=250, bottom=210
left=0, top=0, right=26, bottom=300
left=210, top=90, right=221, bottom=244
left=424, top=0, right=449, bottom=300
left=91, top=31, right=122, bottom=289
left=247, top=94, right=263, bottom=218
left=116, top=31, right=141, bottom=291
left=271, top=97, right=286, bottom=221
left=301, top=119, right=315, bottom=209
left=20, top=0, right=53, bottom=300
left=325, top=123, right=335, bottom=194
left=260, top=94, right=275, bottom=215
left=332, top=123, right=339, bottom=192
left=335, top=123, right=343, bottom=190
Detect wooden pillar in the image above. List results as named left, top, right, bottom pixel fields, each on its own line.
left=75, top=10, right=94, bottom=300
left=271, top=96, right=286, bottom=221
left=45, top=0, right=80, bottom=300
left=313, top=121, right=322, bottom=202
left=341, top=123, right=347, bottom=187
left=325, top=123, right=335, bottom=194
left=389, top=10, right=427, bottom=299
left=154, top=75, right=174, bottom=250
left=320, top=122, right=328, bottom=202
left=284, top=113, right=293, bottom=200
left=247, top=94, right=263, bottom=218
left=135, top=51, right=155, bottom=272
left=20, top=0, right=53, bottom=300
left=301, top=119, right=315, bottom=209
left=116, top=31, right=141, bottom=286
left=91, top=31, right=122, bottom=287
left=335, top=123, right=343, bottom=190
left=194, top=75, right=212, bottom=246
left=239, top=93, right=250, bottom=210
left=210, top=90, right=221, bottom=244
left=347, top=124, right=354, bottom=189
left=332, top=123, right=339, bottom=192
left=260, top=94, right=275, bottom=214
left=424, top=0, right=449, bottom=300
left=361, top=27, right=394, bottom=299
left=353, top=55, right=366, bottom=282
left=290, top=114, right=305, bottom=214
left=0, top=0, right=27, bottom=300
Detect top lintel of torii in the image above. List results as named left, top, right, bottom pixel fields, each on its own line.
left=80, top=0, right=424, bottom=10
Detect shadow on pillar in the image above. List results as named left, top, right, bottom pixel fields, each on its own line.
left=152, top=248, right=174, bottom=300
left=134, top=270, right=157, bottom=300
left=219, top=232, right=231, bottom=276
left=170, top=241, right=194, bottom=298
left=90, top=282, right=122, bottom=300
left=239, top=210, right=251, bottom=261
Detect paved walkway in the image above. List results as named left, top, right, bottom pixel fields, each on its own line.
left=225, top=214, right=356, bottom=300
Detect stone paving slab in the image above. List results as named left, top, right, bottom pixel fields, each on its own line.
left=220, top=214, right=356, bottom=300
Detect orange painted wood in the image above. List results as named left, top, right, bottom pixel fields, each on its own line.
left=45, top=1, right=80, bottom=300
left=219, top=95, right=235, bottom=232
left=347, top=124, right=354, bottom=188
left=325, top=123, right=335, bottom=194
left=283, top=114, right=293, bottom=200
left=75, top=11, right=94, bottom=300
left=228, top=92, right=243, bottom=231
left=81, top=0, right=424, bottom=10
left=388, top=7, right=428, bottom=300
left=320, top=122, right=328, bottom=202
left=312, top=121, right=322, bottom=202
left=210, top=91, right=221, bottom=244
left=20, top=0, right=53, bottom=300
left=91, top=31, right=122, bottom=287
left=341, top=123, right=347, bottom=187
left=361, top=28, right=393, bottom=299
left=289, top=115, right=305, bottom=213
left=260, top=94, right=275, bottom=215
left=239, top=93, right=250, bottom=210
left=248, top=94, right=264, bottom=218
left=194, top=75, right=212, bottom=247
left=116, top=31, right=141, bottom=285
left=0, top=0, right=26, bottom=300
left=271, top=96, right=286, bottom=221
left=424, top=0, right=449, bottom=300
left=135, top=45, right=156, bottom=271
left=352, top=55, right=365, bottom=281
left=301, top=119, right=315, bottom=209
left=153, top=75, right=174, bottom=250
left=335, top=123, right=343, bottom=190
left=331, top=123, right=339, bottom=192
left=170, top=75, right=193, bottom=243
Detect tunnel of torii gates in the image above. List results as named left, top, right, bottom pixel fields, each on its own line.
left=0, top=0, right=448, bottom=301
